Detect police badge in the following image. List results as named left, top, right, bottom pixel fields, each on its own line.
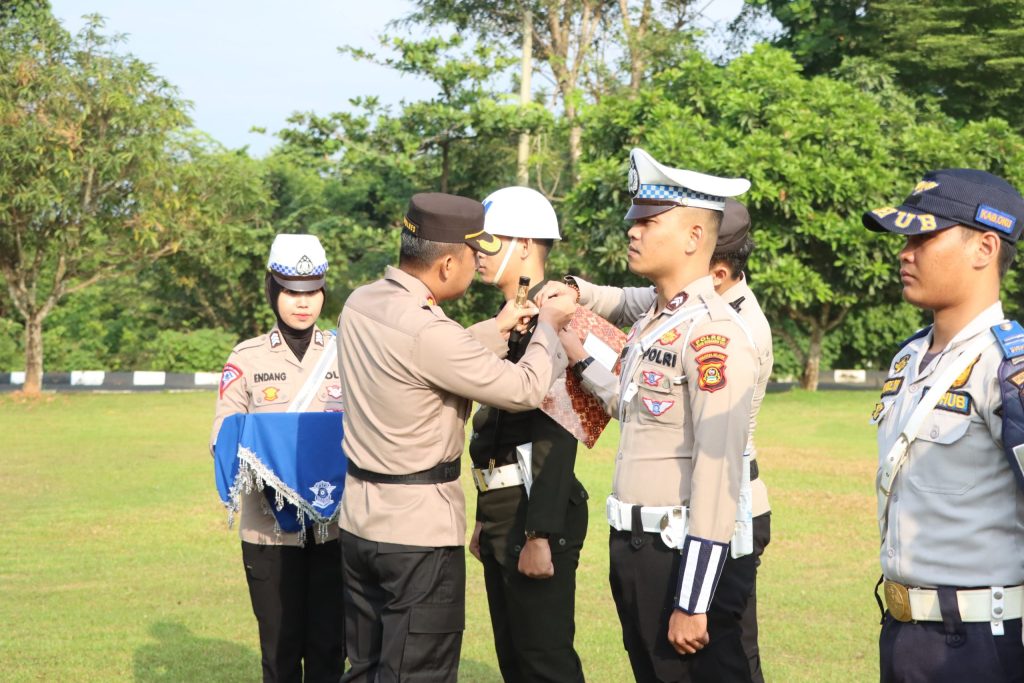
left=628, top=159, right=640, bottom=195
left=295, top=255, right=314, bottom=275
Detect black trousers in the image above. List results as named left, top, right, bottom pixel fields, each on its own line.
left=241, top=537, right=346, bottom=683
left=739, top=512, right=771, bottom=683
left=880, top=611, right=1024, bottom=682
left=481, top=533, right=586, bottom=682
left=340, top=530, right=465, bottom=683
left=609, top=529, right=756, bottom=683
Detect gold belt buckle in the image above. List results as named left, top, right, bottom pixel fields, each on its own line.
left=472, top=468, right=488, bottom=492
left=884, top=580, right=912, bottom=622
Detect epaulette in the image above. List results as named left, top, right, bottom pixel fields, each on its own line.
left=896, top=326, right=931, bottom=351
left=992, top=320, right=1024, bottom=359
left=232, top=336, right=265, bottom=354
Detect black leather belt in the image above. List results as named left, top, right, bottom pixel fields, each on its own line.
left=346, top=457, right=461, bottom=485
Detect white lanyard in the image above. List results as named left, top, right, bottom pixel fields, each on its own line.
left=617, top=303, right=708, bottom=422
left=288, top=331, right=338, bottom=413
left=877, top=331, right=994, bottom=526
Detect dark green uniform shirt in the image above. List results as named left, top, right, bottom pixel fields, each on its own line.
left=469, top=281, right=588, bottom=566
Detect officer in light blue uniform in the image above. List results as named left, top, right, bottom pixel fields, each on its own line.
left=864, top=169, right=1024, bottom=682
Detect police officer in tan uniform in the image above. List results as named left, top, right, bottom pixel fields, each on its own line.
left=210, top=234, right=345, bottom=682
left=337, top=193, right=575, bottom=683
left=469, top=186, right=589, bottom=683
left=544, top=199, right=773, bottom=682
left=553, top=149, right=759, bottom=682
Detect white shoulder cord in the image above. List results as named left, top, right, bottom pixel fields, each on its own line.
left=289, top=331, right=338, bottom=414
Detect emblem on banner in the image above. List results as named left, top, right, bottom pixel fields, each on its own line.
left=309, top=480, right=336, bottom=509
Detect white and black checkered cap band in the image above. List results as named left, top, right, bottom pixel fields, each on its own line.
left=635, top=184, right=726, bottom=211
left=269, top=261, right=329, bottom=277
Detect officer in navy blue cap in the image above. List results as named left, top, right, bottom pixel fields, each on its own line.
left=864, top=169, right=1024, bottom=682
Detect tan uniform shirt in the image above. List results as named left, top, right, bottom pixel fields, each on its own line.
left=576, top=275, right=772, bottom=515
left=581, top=275, right=757, bottom=544
left=210, top=325, right=344, bottom=547
left=338, top=266, right=568, bottom=548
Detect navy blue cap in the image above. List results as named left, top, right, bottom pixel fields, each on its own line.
left=863, top=169, right=1024, bottom=243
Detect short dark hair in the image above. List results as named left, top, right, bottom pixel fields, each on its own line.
left=532, top=237, right=554, bottom=261
left=711, top=235, right=755, bottom=280
left=999, top=239, right=1017, bottom=279
left=399, top=231, right=467, bottom=271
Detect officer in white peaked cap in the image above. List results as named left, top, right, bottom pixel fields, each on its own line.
left=549, top=148, right=760, bottom=682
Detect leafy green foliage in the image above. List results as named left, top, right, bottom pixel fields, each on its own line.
left=567, top=45, right=1024, bottom=387
left=748, top=0, right=1024, bottom=130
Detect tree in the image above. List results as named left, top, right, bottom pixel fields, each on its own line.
left=565, top=46, right=1024, bottom=389
left=405, top=1, right=610, bottom=179
left=0, top=10, right=259, bottom=393
left=745, top=0, right=1024, bottom=130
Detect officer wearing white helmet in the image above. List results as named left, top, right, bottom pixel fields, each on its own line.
left=470, top=186, right=588, bottom=682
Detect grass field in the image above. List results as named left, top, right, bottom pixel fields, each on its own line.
left=0, top=389, right=882, bottom=682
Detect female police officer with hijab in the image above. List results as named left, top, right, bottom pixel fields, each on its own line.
left=211, top=234, right=345, bottom=682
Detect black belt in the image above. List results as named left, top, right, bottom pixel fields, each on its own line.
left=346, top=457, right=461, bottom=485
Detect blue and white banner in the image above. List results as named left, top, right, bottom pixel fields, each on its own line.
left=214, top=412, right=345, bottom=544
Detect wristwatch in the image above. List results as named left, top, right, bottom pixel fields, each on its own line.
left=572, top=356, right=595, bottom=380
left=525, top=530, right=550, bottom=540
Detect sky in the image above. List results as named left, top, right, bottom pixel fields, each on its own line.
left=51, top=1, right=752, bottom=157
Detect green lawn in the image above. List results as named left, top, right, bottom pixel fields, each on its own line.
left=0, top=389, right=882, bottom=682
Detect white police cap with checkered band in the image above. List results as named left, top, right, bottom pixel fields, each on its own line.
left=267, top=234, right=328, bottom=292
left=626, top=148, right=750, bottom=220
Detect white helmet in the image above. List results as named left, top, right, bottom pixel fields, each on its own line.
left=482, top=187, right=561, bottom=240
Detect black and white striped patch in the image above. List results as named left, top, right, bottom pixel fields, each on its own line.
left=675, top=535, right=729, bottom=614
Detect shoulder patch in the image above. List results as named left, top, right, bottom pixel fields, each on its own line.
left=696, top=351, right=727, bottom=393
left=269, top=330, right=283, bottom=348
left=691, top=334, right=730, bottom=352
left=992, top=321, right=1024, bottom=359
left=219, top=363, right=243, bottom=399
left=870, top=401, right=886, bottom=424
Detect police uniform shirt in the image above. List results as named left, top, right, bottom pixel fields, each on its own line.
left=874, top=301, right=1024, bottom=588
left=576, top=274, right=772, bottom=517
left=338, top=266, right=568, bottom=548
left=581, top=275, right=757, bottom=609
left=210, top=324, right=344, bottom=547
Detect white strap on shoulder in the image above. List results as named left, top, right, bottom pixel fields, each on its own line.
left=878, top=330, right=995, bottom=498
left=289, top=331, right=338, bottom=414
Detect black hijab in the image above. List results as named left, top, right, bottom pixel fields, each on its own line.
left=265, top=273, right=322, bottom=362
